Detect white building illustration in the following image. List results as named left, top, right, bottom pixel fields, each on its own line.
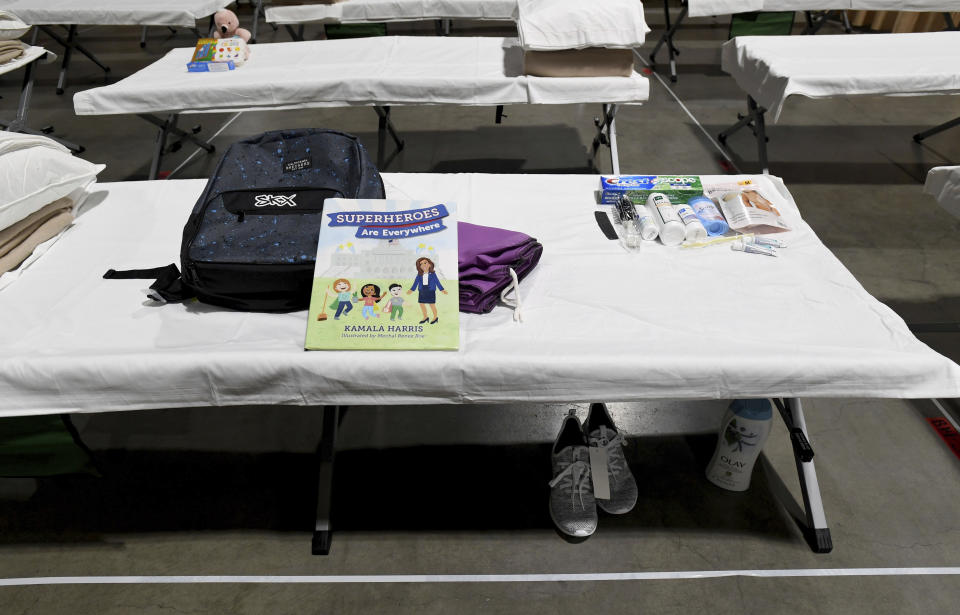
left=321, top=239, right=445, bottom=279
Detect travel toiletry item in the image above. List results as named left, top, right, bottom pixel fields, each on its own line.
left=599, top=175, right=703, bottom=205
left=636, top=204, right=659, bottom=241
left=675, top=203, right=707, bottom=242
left=688, top=195, right=728, bottom=236
left=647, top=192, right=684, bottom=247
left=612, top=195, right=643, bottom=250
left=716, top=188, right=790, bottom=234
left=747, top=235, right=787, bottom=249
left=731, top=239, right=776, bottom=257
left=705, top=399, right=773, bottom=492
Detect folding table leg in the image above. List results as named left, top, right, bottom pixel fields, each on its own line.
left=649, top=0, right=687, bottom=83
left=373, top=106, right=405, bottom=170
left=590, top=104, right=619, bottom=175
left=913, top=116, right=960, bottom=142
left=772, top=398, right=833, bottom=554
left=140, top=26, right=148, bottom=48
left=717, top=96, right=769, bottom=174
left=312, top=405, right=340, bottom=556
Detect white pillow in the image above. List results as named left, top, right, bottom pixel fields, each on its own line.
left=0, top=132, right=105, bottom=231
left=0, top=11, right=30, bottom=41
left=516, top=0, right=650, bottom=51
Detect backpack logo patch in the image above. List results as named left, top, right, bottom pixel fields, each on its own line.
left=254, top=194, right=297, bottom=208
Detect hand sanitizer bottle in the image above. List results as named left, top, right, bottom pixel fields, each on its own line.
left=705, top=399, right=773, bottom=492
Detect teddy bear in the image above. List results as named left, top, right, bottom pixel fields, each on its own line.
left=213, top=9, right=251, bottom=43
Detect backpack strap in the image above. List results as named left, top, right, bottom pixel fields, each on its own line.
left=103, top=263, right=191, bottom=303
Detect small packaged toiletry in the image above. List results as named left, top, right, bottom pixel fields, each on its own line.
left=647, top=193, right=685, bottom=247
left=688, top=195, right=728, bottom=236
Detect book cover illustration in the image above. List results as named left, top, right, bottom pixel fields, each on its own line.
left=305, top=199, right=459, bottom=351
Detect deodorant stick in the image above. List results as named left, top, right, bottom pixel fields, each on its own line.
left=688, top=195, right=729, bottom=236
left=646, top=192, right=685, bottom=247
left=675, top=203, right=708, bottom=242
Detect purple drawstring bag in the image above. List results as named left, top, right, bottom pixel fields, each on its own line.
left=458, top=222, right=543, bottom=314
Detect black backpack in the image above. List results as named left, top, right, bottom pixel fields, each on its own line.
left=106, top=129, right=385, bottom=311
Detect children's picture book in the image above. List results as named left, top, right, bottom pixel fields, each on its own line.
left=305, top=199, right=459, bottom=351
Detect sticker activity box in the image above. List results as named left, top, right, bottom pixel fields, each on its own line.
left=187, top=37, right=249, bottom=72
left=600, top=175, right=703, bottom=205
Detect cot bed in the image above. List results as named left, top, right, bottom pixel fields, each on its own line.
left=716, top=31, right=960, bottom=173
left=72, top=36, right=650, bottom=177
left=650, top=1, right=960, bottom=82
left=0, top=44, right=82, bottom=152
left=1, top=0, right=252, bottom=94
left=1, top=172, right=959, bottom=553
left=925, top=165, right=960, bottom=219
left=265, top=0, right=518, bottom=40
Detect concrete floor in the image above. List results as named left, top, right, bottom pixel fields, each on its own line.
left=2, top=4, right=960, bottom=613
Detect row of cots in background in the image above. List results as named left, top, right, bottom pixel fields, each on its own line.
left=601, top=175, right=789, bottom=256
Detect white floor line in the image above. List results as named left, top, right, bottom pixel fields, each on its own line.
left=632, top=50, right=740, bottom=174
left=3, top=568, right=960, bottom=586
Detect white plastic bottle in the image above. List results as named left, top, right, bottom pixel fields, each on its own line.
left=646, top=192, right=685, bottom=246
left=675, top=203, right=708, bottom=242
left=705, top=399, right=773, bottom=492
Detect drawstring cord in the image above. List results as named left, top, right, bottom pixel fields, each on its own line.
left=499, top=267, right=523, bottom=322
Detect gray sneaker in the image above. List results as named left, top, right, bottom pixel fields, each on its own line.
left=549, top=411, right=597, bottom=538
left=584, top=403, right=638, bottom=515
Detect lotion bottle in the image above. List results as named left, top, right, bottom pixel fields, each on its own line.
left=705, top=399, right=773, bottom=492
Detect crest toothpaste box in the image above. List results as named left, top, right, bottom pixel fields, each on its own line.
left=600, top=175, right=703, bottom=205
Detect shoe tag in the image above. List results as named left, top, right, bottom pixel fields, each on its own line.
left=589, top=446, right=610, bottom=500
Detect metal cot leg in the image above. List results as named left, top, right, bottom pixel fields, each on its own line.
left=140, top=114, right=216, bottom=180
left=913, top=116, right=960, bottom=142
left=1, top=58, right=84, bottom=153
left=373, top=106, right=405, bottom=170
left=39, top=25, right=111, bottom=95
left=773, top=398, right=833, bottom=554
left=140, top=26, right=148, bottom=48
left=718, top=96, right=769, bottom=175
left=649, top=0, right=687, bottom=82
left=590, top=104, right=619, bottom=174
left=312, top=405, right=340, bottom=555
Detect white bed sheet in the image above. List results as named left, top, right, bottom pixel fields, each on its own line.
left=73, top=37, right=649, bottom=116
left=1, top=173, right=958, bottom=417
left=265, top=0, right=519, bottom=24
left=515, top=0, right=649, bottom=50
left=689, top=1, right=960, bottom=17
left=2, top=0, right=230, bottom=28
left=721, top=31, right=960, bottom=122
left=0, top=44, right=48, bottom=78
left=925, top=165, right=960, bottom=219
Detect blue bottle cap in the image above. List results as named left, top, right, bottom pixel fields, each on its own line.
left=729, top=399, right=772, bottom=421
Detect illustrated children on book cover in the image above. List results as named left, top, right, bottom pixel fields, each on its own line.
left=305, top=199, right=459, bottom=351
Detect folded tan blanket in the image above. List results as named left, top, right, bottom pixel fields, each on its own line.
left=523, top=48, right=634, bottom=78
left=0, top=197, right=74, bottom=274
left=0, top=39, right=24, bottom=65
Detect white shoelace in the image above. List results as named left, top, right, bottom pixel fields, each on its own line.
left=549, top=455, right=591, bottom=510
left=590, top=427, right=628, bottom=481
left=499, top=267, right=523, bottom=322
